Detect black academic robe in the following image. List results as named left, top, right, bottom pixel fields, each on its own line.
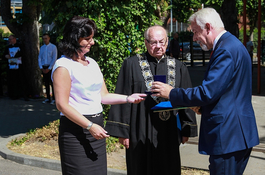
left=105, top=52, right=197, bottom=175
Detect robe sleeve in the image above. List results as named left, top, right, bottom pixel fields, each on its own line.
left=105, top=57, right=133, bottom=138
left=177, top=62, right=198, bottom=137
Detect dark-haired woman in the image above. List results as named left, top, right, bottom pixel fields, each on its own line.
left=52, top=16, right=146, bottom=175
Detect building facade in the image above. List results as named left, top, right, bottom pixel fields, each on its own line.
left=0, top=0, right=22, bottom=33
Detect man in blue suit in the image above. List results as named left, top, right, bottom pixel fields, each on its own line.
left=152, top=8, right=259, bottom=175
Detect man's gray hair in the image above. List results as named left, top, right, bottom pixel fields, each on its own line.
left=144, top=25, right=167, bottom=40
left=188, top=8, right=224, bottom=30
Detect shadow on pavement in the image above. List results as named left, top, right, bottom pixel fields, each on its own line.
left=0, top=98, right=59, bottom=137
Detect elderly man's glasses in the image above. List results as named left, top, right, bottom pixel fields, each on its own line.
left=146, top=38, right=167, bottom=46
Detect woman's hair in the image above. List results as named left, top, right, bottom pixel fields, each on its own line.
left=188, top=8, right=224, bottom=30
left=59, top=16, right=97, bottom=59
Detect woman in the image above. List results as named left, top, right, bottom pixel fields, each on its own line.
left=52, top=16, right=145, bottom=175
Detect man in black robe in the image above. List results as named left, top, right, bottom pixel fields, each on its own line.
left=105, top=25, right=197, bottom=175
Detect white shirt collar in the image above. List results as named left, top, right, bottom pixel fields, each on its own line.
left=213, top=30, right=227, bottom=51
left=156, top=55, right=165, bottom=63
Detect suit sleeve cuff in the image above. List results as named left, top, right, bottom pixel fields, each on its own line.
left=169, top=88, right=178, bottom=107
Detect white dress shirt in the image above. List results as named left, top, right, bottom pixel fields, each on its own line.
left=38, top=43, right=57, bottom=70
left=213, top=30, right=227, bottom=51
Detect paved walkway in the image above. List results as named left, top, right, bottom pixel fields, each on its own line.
left=0, top=63, right=264, bottom=174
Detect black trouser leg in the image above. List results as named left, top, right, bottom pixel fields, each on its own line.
left=7, top=69, right=19, bottom=99
left=43, top=71, right=52, bottom=100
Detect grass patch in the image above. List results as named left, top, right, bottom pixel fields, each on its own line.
left=10, top=120, right=59, bottom=146
left=10, top=119, right=123, bottom=153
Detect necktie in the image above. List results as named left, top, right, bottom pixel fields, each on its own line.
left=210, top=51, right=213, bottom=59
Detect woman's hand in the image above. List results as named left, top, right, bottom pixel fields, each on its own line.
left=89, top=123, right=110, bottom=140
left=100, top=81, right=146, bottom=105
left=190, top=106, right=201, bottom=115
left=127, top=93, right=147, bottom=104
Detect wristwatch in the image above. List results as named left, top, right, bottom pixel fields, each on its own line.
left=86, top=121, right=93, bottom=130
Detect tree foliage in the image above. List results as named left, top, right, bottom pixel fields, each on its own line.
left=167, top=0, right=265, bottom=38
left=171, top=0, right=239, bottom=37
left=172, top=0, right=201, bottom=23
left=41, top=0, right=161, bottom=114
left=203, top=0, right=265, bottom=37
left=238, top=0, right=265, bottom=36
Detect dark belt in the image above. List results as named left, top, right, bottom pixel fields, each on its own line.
left=84, top=113, right=101, bottom=118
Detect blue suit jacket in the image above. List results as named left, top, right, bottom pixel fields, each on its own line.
left=170, top=32, right=259, bottom=155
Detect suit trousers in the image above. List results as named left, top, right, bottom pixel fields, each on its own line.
left=7, top=68, right=26, bottom=99
left=209, top=148, right=252, bottom=175
left=43, top=70, right=54, bottom=100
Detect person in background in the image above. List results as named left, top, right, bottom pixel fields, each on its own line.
left=38, top=33, right=57, bottom=104
left=246, top=35, right=254, bottom=58
left=4, top=35, right=28, bottom=101
left=52, top=16, right=146, bottom=175
left=169, top=32, right=180, bottom=59
left=105, top=25, right=197, bottom=175
left=246, top=35, right=254, bottom=72
left=152, top=8, right=259, bottom=175
left=165, top=36, right=170, bottom=55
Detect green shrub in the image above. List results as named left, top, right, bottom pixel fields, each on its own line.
left=42, top=0, right=161, bottom=118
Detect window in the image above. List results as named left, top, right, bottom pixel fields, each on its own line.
left=15, top=9, right=22, bottom=14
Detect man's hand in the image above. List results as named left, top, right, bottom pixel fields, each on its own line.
left=182, top=136, right=189, bottom=144
left=5, top=54, right=10, bottom=59
left=42, top=69, right=50, bottom=74
left=119, top=138, right=129, bottom=149
left=151, top=81, right=173, bottom=99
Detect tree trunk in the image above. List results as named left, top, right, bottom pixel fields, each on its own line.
left=163, top=13, right=170, bottom=29
left=21, top=0, right=42, bottom=97
left=0, top=0, right=42, bottom=97
left=220, top=0, right=239, bottom=38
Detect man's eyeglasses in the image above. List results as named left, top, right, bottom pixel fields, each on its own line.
left=145, top=38, right=167, bottom=46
